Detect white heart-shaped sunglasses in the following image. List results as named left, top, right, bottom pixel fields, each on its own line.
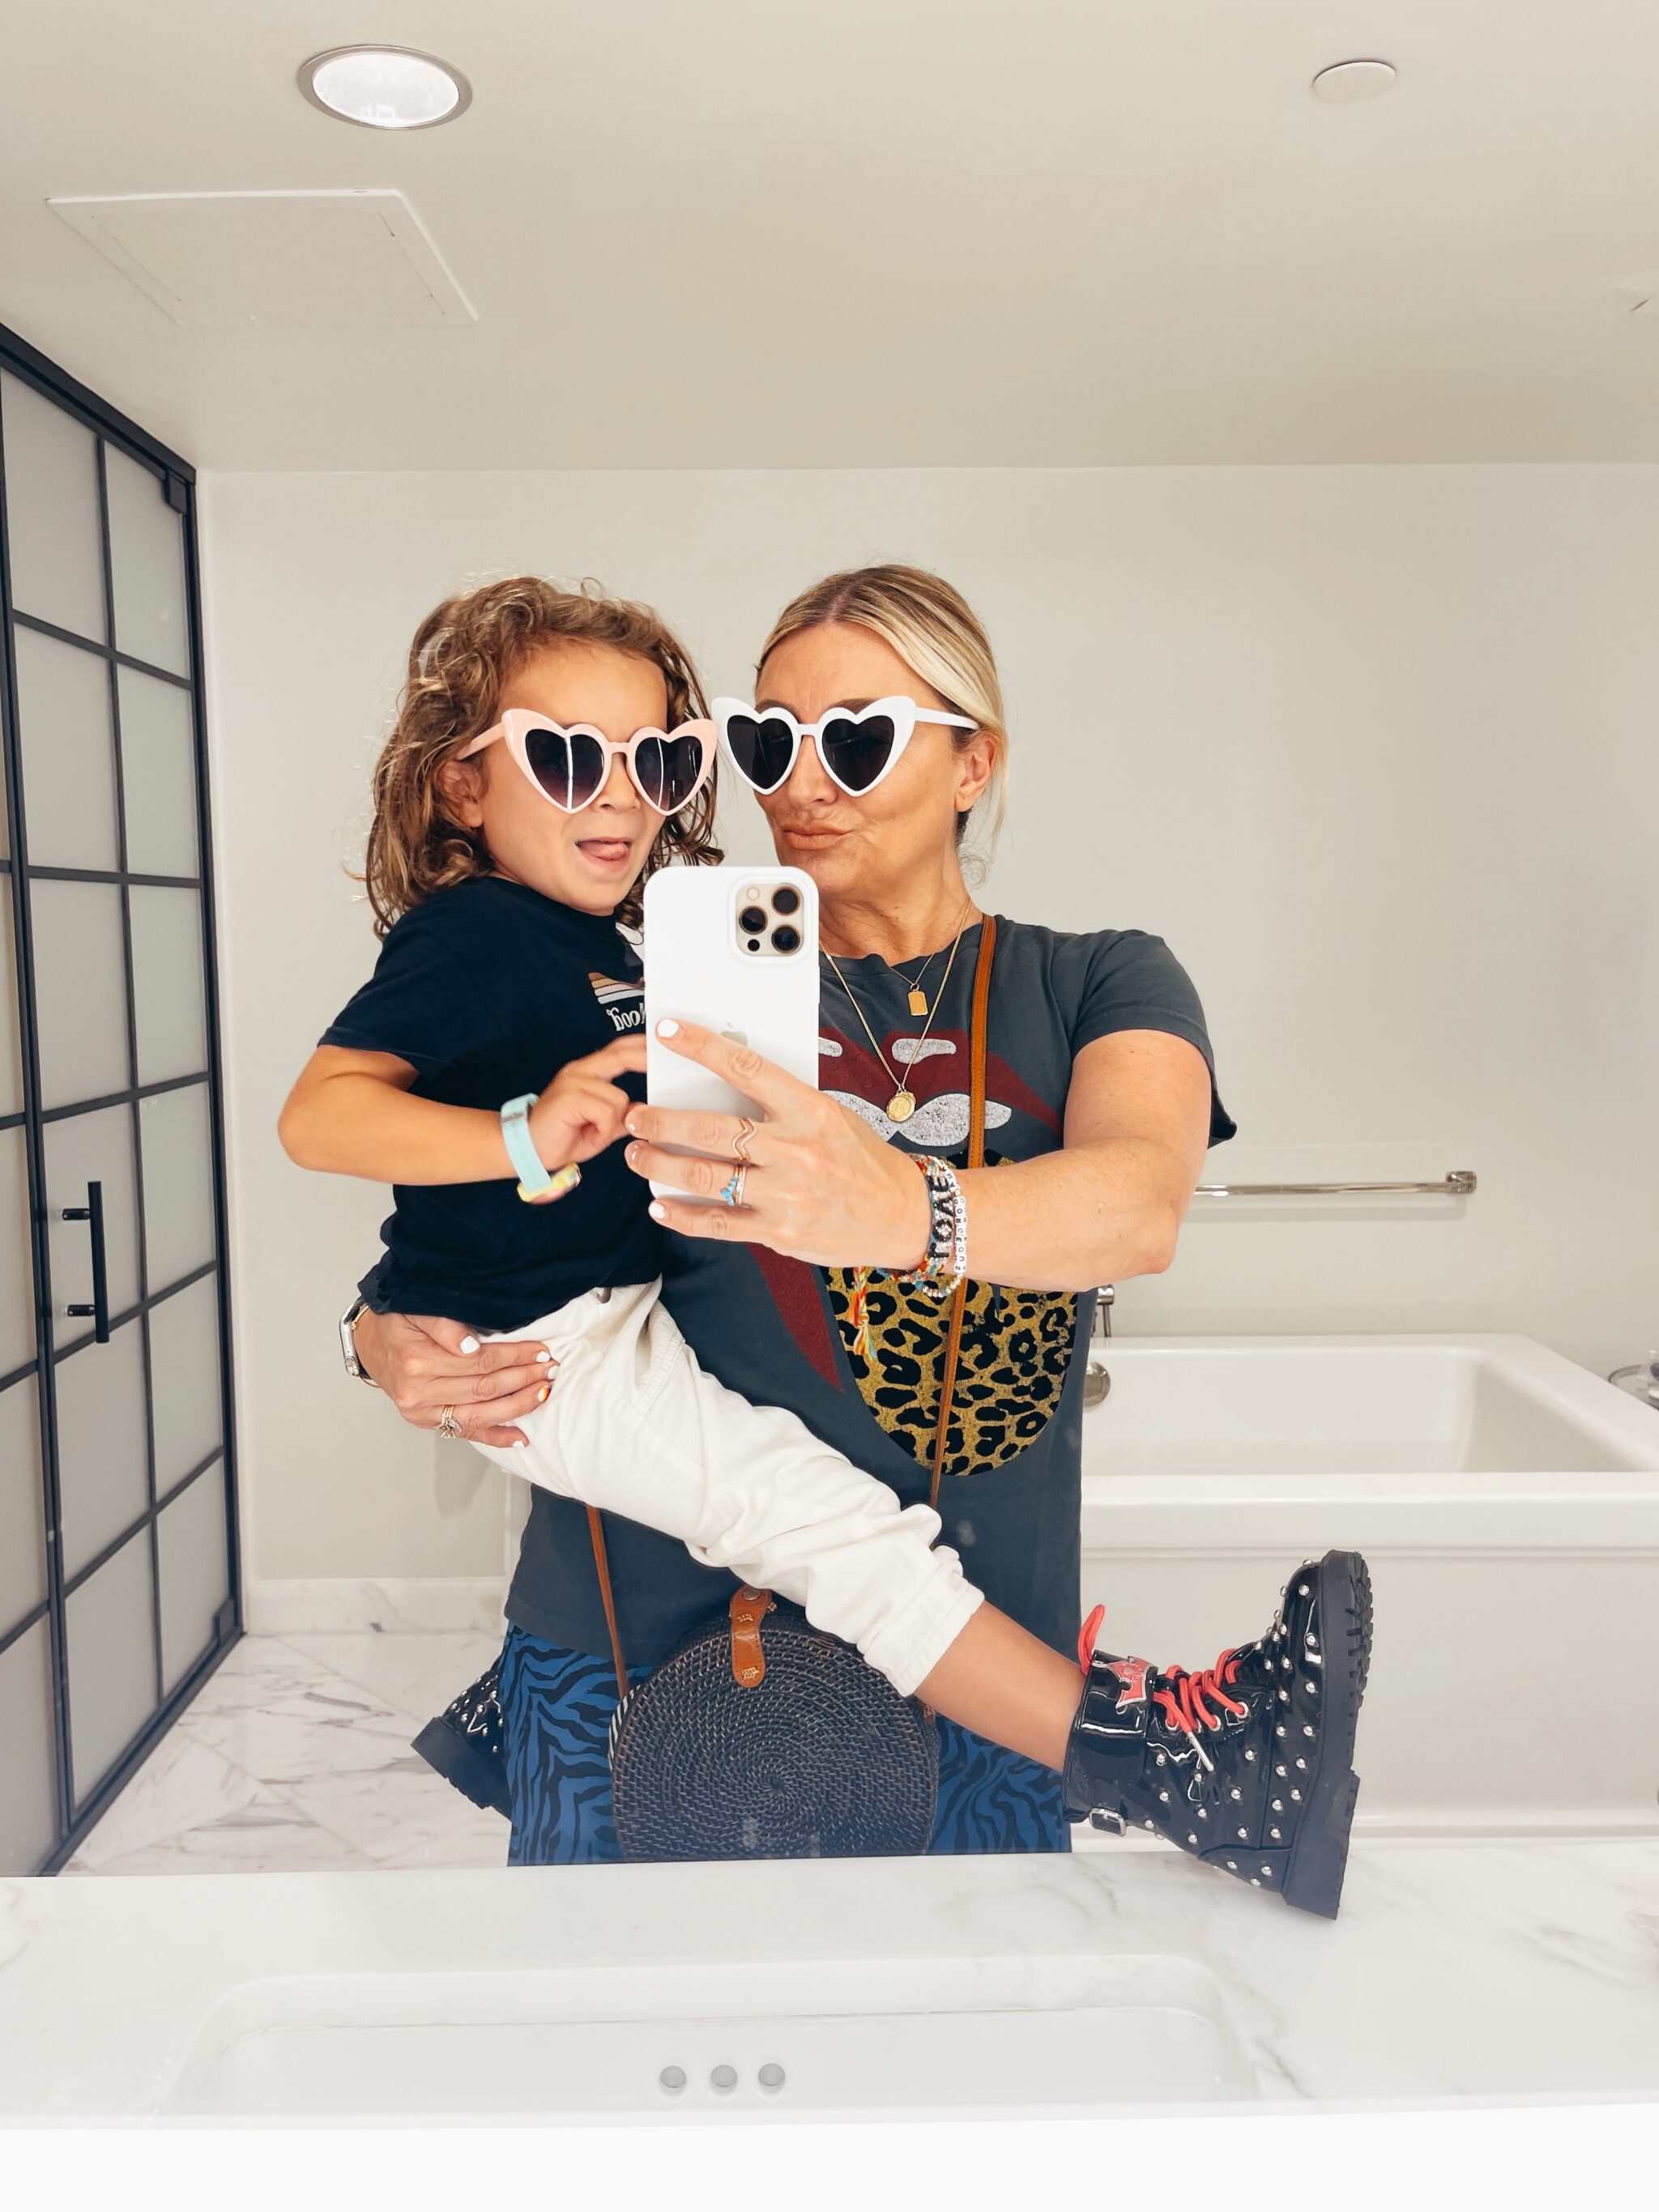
left=712, top=696, right=975, bottom=798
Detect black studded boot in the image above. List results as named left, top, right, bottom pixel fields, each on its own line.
left=411, top=1656, right=511, bottom=1818
left=1061, top=1550, right=1372, bottom=1918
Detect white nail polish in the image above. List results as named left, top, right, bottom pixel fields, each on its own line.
left=655, top=1018, right=679, bottom=1038
left=459, top=1336, right=480, bottom=1354
left=535, top=1350, right=552, bottom=1364
left=649, top=1201, right=667, bottom=1221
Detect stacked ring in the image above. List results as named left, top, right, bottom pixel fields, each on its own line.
left=437, top=1405, right=463, bottom=1440
left=719, top=1164, right=749, bottom=1208
left=732, top=1117, right=757, bottom=1164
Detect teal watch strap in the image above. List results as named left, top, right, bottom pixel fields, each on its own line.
left=500, top=1092, right=552, bottom=1196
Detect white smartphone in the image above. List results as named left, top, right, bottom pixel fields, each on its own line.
left=642, top=865, right=820, bottom=1201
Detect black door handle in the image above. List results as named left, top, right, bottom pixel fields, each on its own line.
left=62, top=1179, right=110, bottom=1343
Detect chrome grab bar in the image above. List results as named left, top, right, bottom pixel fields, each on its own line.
left=1193, top=1170, right=1477, bottom=1199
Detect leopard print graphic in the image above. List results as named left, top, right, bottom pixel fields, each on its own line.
left=823, top=1267, right=1079, bottom=1481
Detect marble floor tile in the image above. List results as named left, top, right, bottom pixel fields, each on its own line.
left=279, top=1629, right=502, bottom=1728
left=171, top=1631, right=355, bottom=1715
left=285, top=1758, right=507, bottom=1872
left=65, top=1731, right=376, bottom=1877
left=66, top=1631, right=505, bottom=1878
left=178, top=1662, right=432, bottom=1790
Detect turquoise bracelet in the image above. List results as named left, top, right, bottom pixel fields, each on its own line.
left=499, top=1093, right=580, bottom=1207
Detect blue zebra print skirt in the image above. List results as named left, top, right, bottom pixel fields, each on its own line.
left=497, top=1624, right=1071, bottom=1865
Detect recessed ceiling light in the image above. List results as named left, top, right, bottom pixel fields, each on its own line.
left=298, top=47, right=471, bottom=130
left=1311, top=59, right=1397, bottom=104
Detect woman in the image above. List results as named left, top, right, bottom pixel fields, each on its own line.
left=355, top=565, right=1330, bottom=1873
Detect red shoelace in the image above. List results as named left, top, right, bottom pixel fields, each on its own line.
left=1077, top=1609, right=1251, bottom=1737
left=1153, top=1648, right=1249, bottom=1735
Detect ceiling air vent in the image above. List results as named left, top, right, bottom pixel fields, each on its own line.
left=48, top=189, right=476, bottom=327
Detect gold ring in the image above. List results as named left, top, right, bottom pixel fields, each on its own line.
left=437, top=1404, right=463, bottom=1440
left=732, top=1116, right=757, bottom=1164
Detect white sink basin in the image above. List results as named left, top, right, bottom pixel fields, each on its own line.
left=163, top=1956, right=1252, bottom=2117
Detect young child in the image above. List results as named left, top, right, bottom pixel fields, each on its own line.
left=280, top=575, right=1371, bottom=1915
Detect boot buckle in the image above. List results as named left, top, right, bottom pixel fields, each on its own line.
left=1088, top=1808, right=1128, bottom=1837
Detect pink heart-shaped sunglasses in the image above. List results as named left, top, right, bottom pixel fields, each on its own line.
left=460, top=710, right=716, bottom=816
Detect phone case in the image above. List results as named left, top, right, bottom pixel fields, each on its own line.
left=642, top=866, right=821, bottom=1201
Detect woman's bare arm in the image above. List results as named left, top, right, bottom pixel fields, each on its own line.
left=624, top=1021, right=1213, bottom=1294
left=950, top=1029, right=1213, bottom=1290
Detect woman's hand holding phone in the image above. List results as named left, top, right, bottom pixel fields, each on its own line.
left=625, top=1019, right=930, bottom=1270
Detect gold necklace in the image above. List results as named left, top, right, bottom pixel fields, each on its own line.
left=899, top=946, right=940, bottom=1019
left=894, top=893, right=973, bottom=1016
left=824, top=908, right=974, bottom=1123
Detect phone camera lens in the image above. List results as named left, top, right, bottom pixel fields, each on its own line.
left=770, top=925, right=801, bottom=954
left=770, top=884, right=800, bottom=917
left=738, top=906, right=768, bottom=936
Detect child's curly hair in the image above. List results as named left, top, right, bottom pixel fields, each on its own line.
left=364, top=576, right=723, bottom=936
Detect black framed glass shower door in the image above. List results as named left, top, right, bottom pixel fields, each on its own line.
left=0, top=322, right=239, bottom=1874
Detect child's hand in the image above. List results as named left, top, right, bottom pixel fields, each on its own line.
left=527, top=1037, right=647, bottom=1173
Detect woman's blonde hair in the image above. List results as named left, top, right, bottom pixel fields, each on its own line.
left=363, top=576, right=721, bottom=936
left=756, top=564, right=1008, bottom=847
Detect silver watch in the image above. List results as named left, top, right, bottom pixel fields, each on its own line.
left=339, top=1295, right=382, bottom=1388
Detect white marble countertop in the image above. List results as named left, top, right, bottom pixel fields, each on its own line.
left=2, top=1835, right=1657, bottom=2120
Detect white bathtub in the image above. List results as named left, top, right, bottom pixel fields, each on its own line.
left=1076, top=1333, right=1659, bottom=1836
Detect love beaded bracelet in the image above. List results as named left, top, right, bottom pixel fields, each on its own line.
left=845, top=1153, right=968, bottom=1361
left=898, top=1153, right=968, bottom=1294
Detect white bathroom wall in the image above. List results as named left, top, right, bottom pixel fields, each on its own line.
left=198, top=465, right=1659, bottom=1582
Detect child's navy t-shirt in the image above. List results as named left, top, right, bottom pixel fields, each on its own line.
left=321, top=876, right=660, bottom=1331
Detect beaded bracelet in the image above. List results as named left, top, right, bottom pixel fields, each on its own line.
left=896, top=1153, right=967, bottom=1295
left=843, top=1155, right=970, bottom=1362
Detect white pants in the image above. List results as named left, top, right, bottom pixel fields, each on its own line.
left=471, top=1279, right=983, bottom=1697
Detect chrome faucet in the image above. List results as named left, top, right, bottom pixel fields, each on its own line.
left=1609, top=1353, right=1659, bottom=1412
left=1084, top=1286, right=1114, bottom=1406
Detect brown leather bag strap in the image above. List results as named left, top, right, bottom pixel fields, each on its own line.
left=928, top=912, right=996, bottom=1514
left=729, top=1586, right=775, bottom=1686
left=966, top=911, right=996, bottom=1174
left=586, top=1506, right=629, bottom=1685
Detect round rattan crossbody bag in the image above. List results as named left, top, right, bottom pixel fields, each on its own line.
left=602, top=916, right=998, bottom=1861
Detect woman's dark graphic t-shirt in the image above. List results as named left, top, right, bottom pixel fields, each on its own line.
left=322, top=876, right=659, bottom=1330
left=508, top=918, right=1235, bottom=1669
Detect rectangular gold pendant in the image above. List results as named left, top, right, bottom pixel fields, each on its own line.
left=907, top=989, right=928, bottom=1017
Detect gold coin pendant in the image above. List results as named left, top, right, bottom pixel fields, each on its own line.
left=888, top=1090, right=916, bottom=1123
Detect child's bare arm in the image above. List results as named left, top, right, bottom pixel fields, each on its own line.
left=279, top=1038, right=646, bottom=1185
